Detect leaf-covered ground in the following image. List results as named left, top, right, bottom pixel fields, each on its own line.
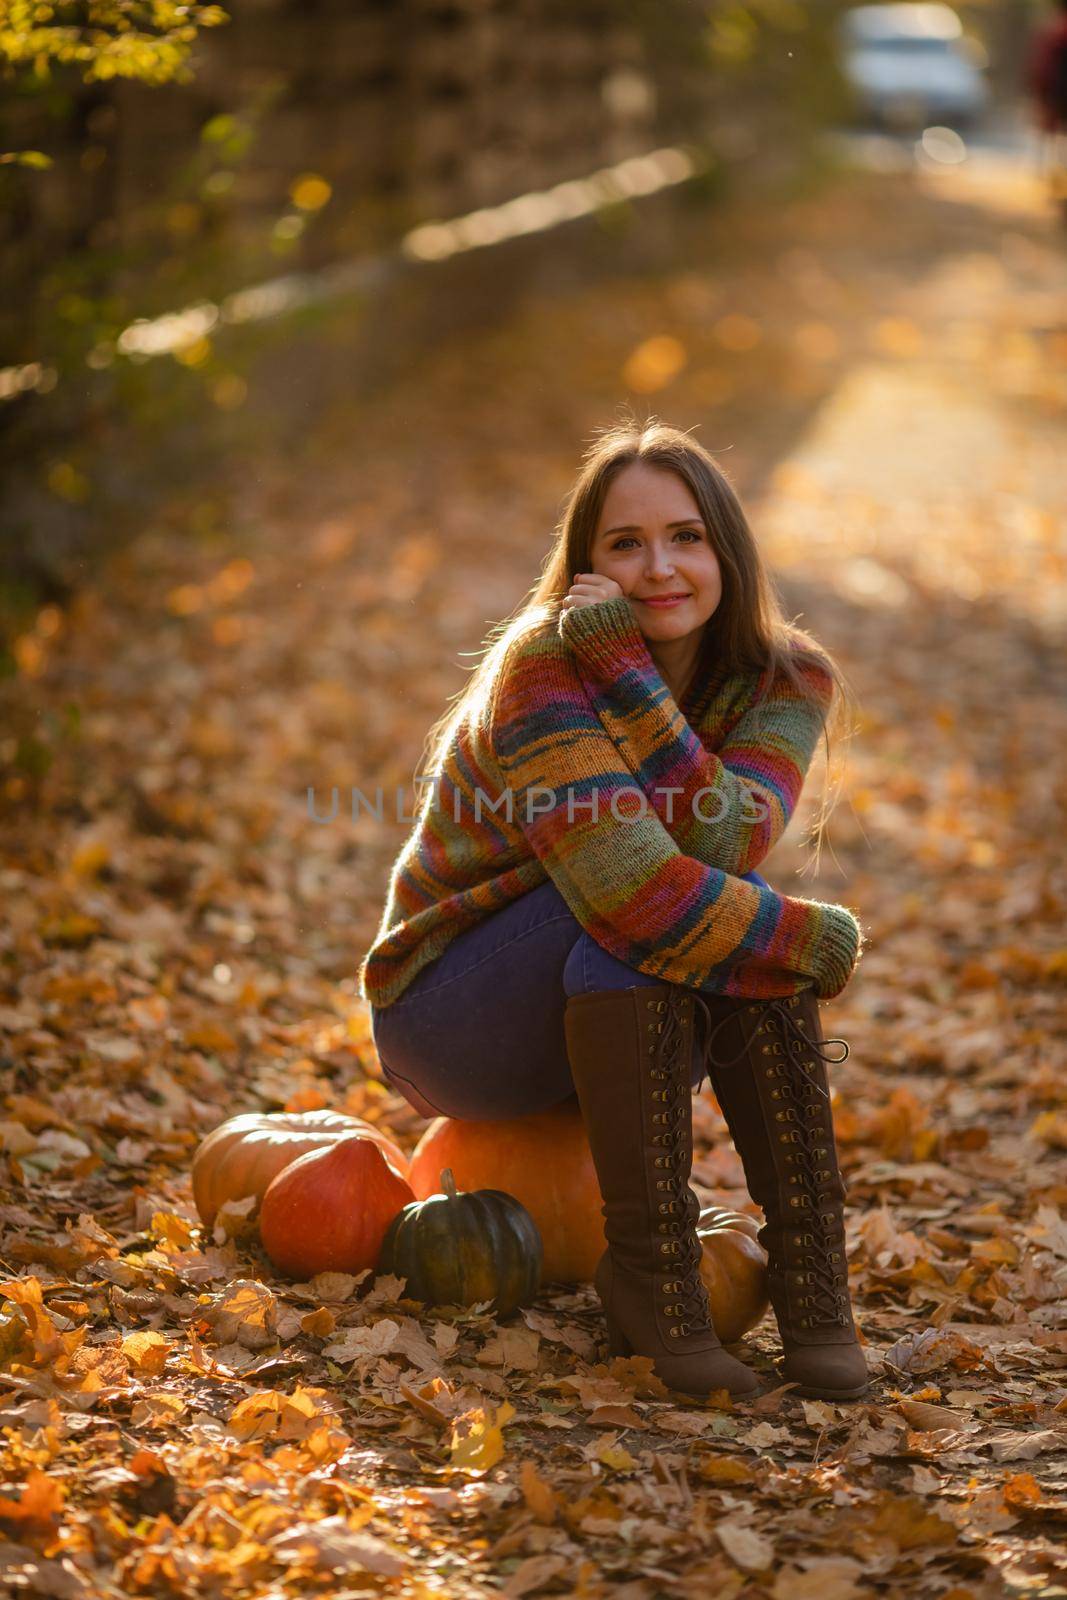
left=1, top=154, right=1065, bottom=1598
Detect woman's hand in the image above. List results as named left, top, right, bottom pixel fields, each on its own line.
left=561, top=573, right=626, bottom=612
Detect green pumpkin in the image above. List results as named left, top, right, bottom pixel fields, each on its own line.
left=378, top=1167, right=542, bottom=1317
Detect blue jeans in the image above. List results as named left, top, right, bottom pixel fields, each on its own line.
left=370, top=870, right=768, bottom=1122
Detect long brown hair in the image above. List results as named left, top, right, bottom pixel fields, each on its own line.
left=415, top=415, right=858, bottom=873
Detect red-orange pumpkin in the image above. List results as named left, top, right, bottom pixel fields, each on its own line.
left=192, top=1109, right=409, bottom=1230
left=259, top=1133, right=415, bottom=1278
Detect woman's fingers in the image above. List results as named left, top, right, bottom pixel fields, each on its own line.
left=567, top=574, right=623, bottom=604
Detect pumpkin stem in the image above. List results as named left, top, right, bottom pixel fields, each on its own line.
left=440, top=1167, right=458, bottom=1202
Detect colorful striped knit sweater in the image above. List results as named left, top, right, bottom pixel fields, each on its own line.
left=359, top=595, right=865, bottom=1010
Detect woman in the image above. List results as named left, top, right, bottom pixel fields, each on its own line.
left=360, top=419, right=868, bottom=1404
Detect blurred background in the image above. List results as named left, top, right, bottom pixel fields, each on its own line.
left=1, top=0, right=1065, bottom=1063
left=2, top=0, right=1063, bottom=608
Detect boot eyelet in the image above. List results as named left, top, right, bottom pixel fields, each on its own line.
left=669, top=1327, right=680, bottom=1337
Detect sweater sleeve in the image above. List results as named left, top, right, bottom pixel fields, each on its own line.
left=558, top=594, right=833, bottom=877
left=489, top=623, right=863, bottom=1002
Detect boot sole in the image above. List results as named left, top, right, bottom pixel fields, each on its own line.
left=789, top=1379, right=871, bottom=1401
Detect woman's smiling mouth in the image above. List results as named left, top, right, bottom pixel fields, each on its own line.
left=636, top=593, right=691, bottom=607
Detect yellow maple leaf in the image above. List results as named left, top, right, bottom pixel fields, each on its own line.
left=449, top=1400, right=515, bottom=1475
left=122, top=1330, right=169, bottom=1375
left=150, top=1212, right=197, bottom=1252
left=597, top=1441, right=639, bottom=1473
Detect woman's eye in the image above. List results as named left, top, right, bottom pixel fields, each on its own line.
left=611, top=529, right=701, bottom=551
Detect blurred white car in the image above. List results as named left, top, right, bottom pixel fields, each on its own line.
left=837, top=3, right=991, bottom=130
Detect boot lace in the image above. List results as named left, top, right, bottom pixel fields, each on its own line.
left=693, top=993, right=853, bottom=1330
left=647, top=988, right=713, bottom=1339
left=693, top=994, right=849, bottom=1090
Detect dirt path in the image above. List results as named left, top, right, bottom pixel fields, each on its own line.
left=2, top=155, right=1065, bottom=1597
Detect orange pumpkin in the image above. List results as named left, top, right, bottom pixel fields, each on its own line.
left=696, top=1204, right=769, bottom=1343
left=259, top=1133, right=415, bottom=1278
left=408, top=1105, right=604, bottom=1285
left=192, top=1109, right=409, bottom=1230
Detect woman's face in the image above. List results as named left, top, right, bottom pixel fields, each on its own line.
left=590, top=461, right=722, bottom=642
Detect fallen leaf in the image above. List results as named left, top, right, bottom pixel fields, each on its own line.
left=717, top=1519, right=774, bottom=1572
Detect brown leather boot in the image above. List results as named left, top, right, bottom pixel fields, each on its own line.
left=693, top=988, right=870, bottom=1401
left=564, top=984, right=763, bottom=1400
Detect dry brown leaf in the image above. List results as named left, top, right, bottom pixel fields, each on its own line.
left=717, top=1519, right=775, bottom=1572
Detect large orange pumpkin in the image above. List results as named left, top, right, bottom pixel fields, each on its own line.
left=408, top=1105, right=603, bottom=1285
left=259, top=1133, right=415, bottom=1278
left=192, top=1109, right=409, bottom=1230
left=408, top=1105, right=769, bottom=1340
